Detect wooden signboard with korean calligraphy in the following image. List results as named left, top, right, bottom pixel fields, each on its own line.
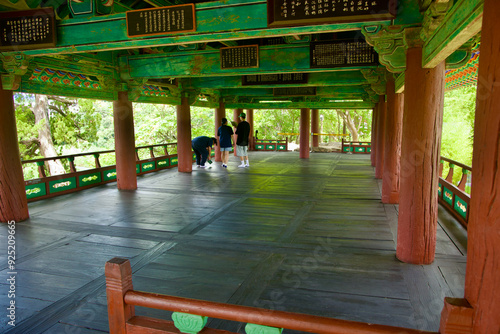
left=268, top=0, right=397, bottom=27
left=0, top=8, right=56, bottom=51
left=221, top=45, right=259, bottom=69
left=243, top=73, right=308, bottom=86
left=274, top=87, right=316, bottom=96
left=126, top=4, right=196, bottom=38
left=310, top=40, right=378, bottom=68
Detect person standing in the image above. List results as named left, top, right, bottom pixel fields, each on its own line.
left=191, top=136, right=217, bottom=168
left=217, top=118, right=234, bottom=168
left=235, top=112, right=251, bottom=168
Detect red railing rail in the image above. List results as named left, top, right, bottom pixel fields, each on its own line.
left=22, top=143, right=180, bottom=202
left=341, top=139, right=371, bottom=154
left=253, top=137, right=288, bottom=151
left=438, top=156, right=471, bottom=228
left=106, top=258, right=437, bottom=334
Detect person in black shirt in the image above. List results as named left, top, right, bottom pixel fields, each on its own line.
left=191, top=136, right=217, bottom=168
left=217, top=118, right=234, bottom=168
left=235, top=112, right=251, bottom=167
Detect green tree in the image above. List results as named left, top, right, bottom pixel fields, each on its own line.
left=15, top=93, right=101, bottom=178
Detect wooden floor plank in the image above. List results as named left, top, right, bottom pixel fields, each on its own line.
left=0, top=152, right=467, bottom=334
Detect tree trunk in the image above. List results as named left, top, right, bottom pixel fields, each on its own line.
left=337, top=110, right=359, bottom=141
left=33, top=95, right=65, bottom=176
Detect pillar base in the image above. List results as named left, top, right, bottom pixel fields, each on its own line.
left=439, top=298, right=473, bottom=334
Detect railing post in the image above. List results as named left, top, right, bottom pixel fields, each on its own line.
left=68, top=156, right=77, bottom=173
left=149, top=147, right=155, bottom=158
left=445, top=163, right=454, bottom=183
left=135, top=149, right=140, bottom=161
left=36, top=161, right=46, bottom=178
left=439, top=159, right=444, bottom=177
left=163, top=145, right=169, bottom=156
left=93, top=154, right=101, bottom=168
left=457, top=169, right=469, bottom=191
left=105, top=257, right=135, bottom=334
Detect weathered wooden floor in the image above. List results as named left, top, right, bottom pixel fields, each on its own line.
left=0, top=152, right=467, bottom=334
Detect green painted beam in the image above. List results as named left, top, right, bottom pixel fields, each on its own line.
left=122, top=44, right=378, bottom=79
left=423, top=0, right=483, bottom=68
left=224, top=101, right=374, bottom=109
left=181, top=71, right=370, bottom=89
left=17, top=78, right=117, bottom=100
left=9, top=0, right=391, bottom=56
left=31, top=56, right=115, bottom=77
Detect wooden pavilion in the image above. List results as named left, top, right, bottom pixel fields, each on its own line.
left=0, top=0, right=498, bottom=333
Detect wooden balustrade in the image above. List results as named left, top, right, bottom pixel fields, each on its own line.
left=253, top=137, right=288, bottom=151
left=341, top=139, right=371, bottom=154
left=438, top=157, right=471, bottom=229
left=105, top=257, right=437, bottom=334
left=22, top=143, right=179, bottom=202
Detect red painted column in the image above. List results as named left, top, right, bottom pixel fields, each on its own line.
left=233, top=109, right=241, bottom=156
left=375, top=95, right=386, bottom=179
left=113, top=91, right=137, bottom=190
left=396, top=44, right=444, bottom=265
left=299, top=108, right=310, bottom=159
left=246, top=109, right=254, bottom=150
left=371, top=104, right=378, bottom=167
left=0, top=82, right=29, bottom=222
left=463, top=0, right=500, bottom=331
left=214, top=100, right=225, bottom=162
left=311, top=109, right=319, bottom=148
left=382, top=75, right=404, bottom=204
left=177, top=96, right=192, bottom=173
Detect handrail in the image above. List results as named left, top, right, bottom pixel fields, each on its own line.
left=106, top=258, right=437, bottom=334
left=440, top=156, right=472, bottom=171
left=22, top=149, right=115, bottom=164
left=22, top=143, right=180, bottom=202
left=438, top=156, right=471, bottom=228
left=21, top=143, right=178, bottom=164
left=124, top=291, right=434, bottom=334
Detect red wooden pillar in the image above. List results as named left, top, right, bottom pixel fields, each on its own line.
left=382, top=75, right=404, bottom=204
left=299, top=108, right=310, bottom=159
left=177, top=96, right=192, bottom=173
left=396, top=43, right=444, bottom=265
left=311, top=109, right=319, bottom=148
left=233, top=108, right=241, bottom=156
left=246, top=109, right=254, bottom=150
left=461, top=0, right=500, bottom=331
left=105, top=257, right=135, bottom=333
left=113, top=91, right=137, bottom=190
left=214, top=100, right=225, bottom=162
left=371, top=104, right=378, bottom=167
left=0, top=82, right=29, bottom=222
left=375, top=95, right=386, bottom=179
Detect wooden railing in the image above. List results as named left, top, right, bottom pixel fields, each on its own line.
left=341, top=139, right=371, bottom=154
left=105, top=258, right=437, bottom=334
left=254, top=138, right=288, bottom=151
left=22, top=143, right=180, bottom=202
left=438, top=157, right=471, bottom=228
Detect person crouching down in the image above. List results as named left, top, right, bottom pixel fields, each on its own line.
left=192, top=136, right=217, bottom=168
left=217, top=118, right=234, bottom=168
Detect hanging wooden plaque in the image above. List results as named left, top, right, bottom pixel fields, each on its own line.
left=220, top=45, right=259, bottom=69
left=126, top=4, right=196, bottom=38
left=274, top=87, right=316, bottom=96
left=243, top=73, right=308, bottom=86
left=0, top=8, right=56, bottom=51
left=310, top=39, right=378, bottom=68
left=268, top=0, right=397, bottom=27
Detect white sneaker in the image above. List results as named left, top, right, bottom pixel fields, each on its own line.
left=238, top=164, right=245, bottom=168
left=245, top=163, right=249, bottom=167
left=199, top=165, right=206, bottom=168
